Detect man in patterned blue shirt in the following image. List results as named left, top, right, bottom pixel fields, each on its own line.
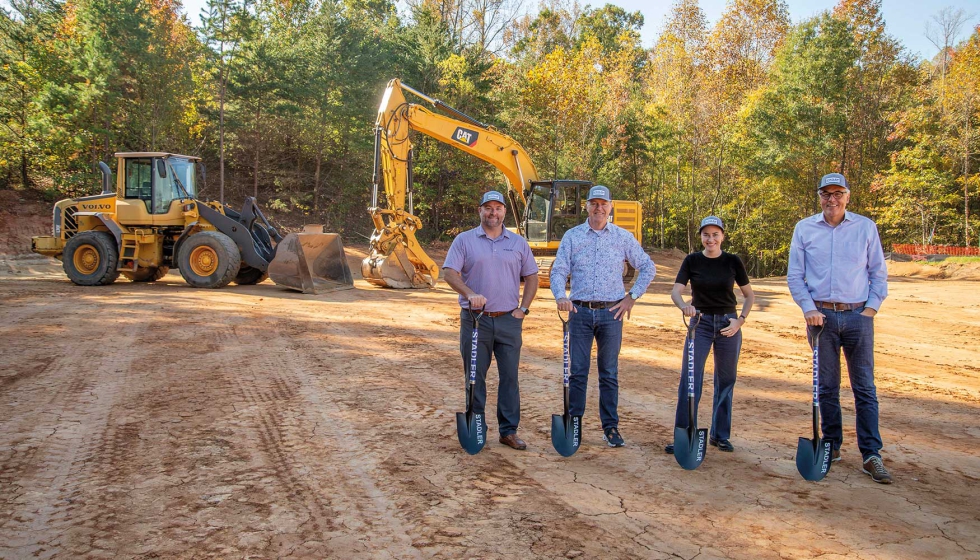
left=550, top=185, right=656, bottom=447
left=788, top=172, right=891, bottom=484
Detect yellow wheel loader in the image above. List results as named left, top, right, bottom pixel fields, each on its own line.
left=31, top=152, right=353, bottom=293
left=364, top=79, right=642, bottom=289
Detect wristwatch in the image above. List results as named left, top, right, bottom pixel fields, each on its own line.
left=519, top=306, right=530, bottom=315
left=628, top=292, right=640, bottom=300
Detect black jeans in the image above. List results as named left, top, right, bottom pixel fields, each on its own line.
left=458, top=310, right=523, bottom=436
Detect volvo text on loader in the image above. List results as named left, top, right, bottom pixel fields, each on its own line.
left=361, top=79, right=642, bottom=289
left=31, top=152, right=353, bottom=293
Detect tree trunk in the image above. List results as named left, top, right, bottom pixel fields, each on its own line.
left=314, top=149, right=322, bottom=215
left=253, top=105, right=261, bottom=200
left=219, top=80, right=225, bottom=205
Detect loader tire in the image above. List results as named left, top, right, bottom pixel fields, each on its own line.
left=123, top=266, right=170, bottom=282
left=177, top=231, right=241, bottom=289
left=233, top=265, right=268, bottom=285
left=63, top=231, right=121, bottom=286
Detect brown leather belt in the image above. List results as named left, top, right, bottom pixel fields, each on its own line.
left=572, top=300, right=620, bottom=309
left=814, top=301, right=865, bottom=311
left=485, top=309, right=515, bottom=317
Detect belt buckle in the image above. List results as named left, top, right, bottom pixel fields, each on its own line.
left=832, top=302, right=841, bottom=312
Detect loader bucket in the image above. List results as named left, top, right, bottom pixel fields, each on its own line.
left=268, top=228, right=354, bottom=294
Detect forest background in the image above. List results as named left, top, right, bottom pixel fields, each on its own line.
left=2, top=0, right=979, bottom=275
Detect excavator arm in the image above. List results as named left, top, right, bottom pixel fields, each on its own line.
left=361, top=78, right=540, bottom=289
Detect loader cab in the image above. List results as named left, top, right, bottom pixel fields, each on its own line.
left=114, top=152, right=200, bottom=226
left=523, top=180, right=594, bottom=244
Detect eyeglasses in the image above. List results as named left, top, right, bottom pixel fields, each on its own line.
left=819, top=191, right=847, bottom=200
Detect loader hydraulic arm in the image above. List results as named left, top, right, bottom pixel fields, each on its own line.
left=361, top=78, right=541, bottom=289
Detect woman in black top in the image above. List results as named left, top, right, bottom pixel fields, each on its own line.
left=666, top=216, right=755, bottom=454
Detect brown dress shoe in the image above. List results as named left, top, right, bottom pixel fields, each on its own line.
left=499, top=433, right=527, bottom=450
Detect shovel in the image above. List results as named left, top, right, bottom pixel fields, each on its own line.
left=551, top=311, right=582, bottom=457
left=674, top=313, right=707, bottom=470
left=456, top=307, right=487, bottom=455
left=796, top=324, right=833, bottom=481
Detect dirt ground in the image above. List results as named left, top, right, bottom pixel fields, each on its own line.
left=2, top=236, right=980, bottom=559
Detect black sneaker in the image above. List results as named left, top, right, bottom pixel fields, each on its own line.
left=862, top=456, right=893, bottom=484
left=709, top=437, right=734, bottom=452
left=664, top=444, right=674, bottom=454
left=602, top=427, right=625, bottom=448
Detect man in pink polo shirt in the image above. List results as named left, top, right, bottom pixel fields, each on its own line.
left=443, top=190, right=539, bottom=450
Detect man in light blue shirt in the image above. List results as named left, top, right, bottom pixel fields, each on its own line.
left=551, top=185, right=656, bottom=448
left=787, top=172, right=891, bottom=484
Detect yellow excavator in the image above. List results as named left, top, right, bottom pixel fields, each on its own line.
left=31, top=152, right=353, bottom=293
left=361, top=78, right=642, bottom=289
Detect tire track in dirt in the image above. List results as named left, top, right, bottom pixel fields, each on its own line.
left=0, top=306, right=146, bottom=559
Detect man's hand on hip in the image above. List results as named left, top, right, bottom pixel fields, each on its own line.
left=556, top=298, right=576, bottom=313
left=860, top=307, right=877, bottom=317
left=610, top=297, right=635, bottom=321
left=804, top=310, right=824, bottom=326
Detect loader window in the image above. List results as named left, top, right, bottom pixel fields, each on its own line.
left=125, top=158, right=153, bottom=212
left=152, top=158, right=181, bottom=214
left=167, top=158, right=198, bottom=198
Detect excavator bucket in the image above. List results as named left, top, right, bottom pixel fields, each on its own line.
left=268, top=226, right=354, bottom=294
left=361, top=242, right=438, bottom=289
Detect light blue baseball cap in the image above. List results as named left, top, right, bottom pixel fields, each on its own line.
left=699, top=216, right=725, bottom=232
left=818, top=173, right=850, bottom=191
left=587, top=185, right=611, bottom=201
left=480, top=190, right=505, bottom=206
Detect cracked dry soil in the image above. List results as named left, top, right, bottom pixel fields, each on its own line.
left=1, top=250, right=978, bottom=559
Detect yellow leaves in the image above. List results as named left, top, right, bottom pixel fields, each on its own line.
left=437, top=54, right=478, bottom=100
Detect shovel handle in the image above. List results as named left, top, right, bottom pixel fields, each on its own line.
left=558, top=310, right=571, bottom=388
left=682, top=314, right=701, bottom=398
left=466, top=307, right=485, bottom=384
left=807, top=325, right=824, bottom=405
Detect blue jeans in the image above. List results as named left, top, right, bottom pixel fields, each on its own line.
left=459, top=310, right=523, bottom=436
left=674, top=313, right=742, bottom=440
left=568, top=306, right=624, bottom=430
left=816, top=307, right=882, bottom=460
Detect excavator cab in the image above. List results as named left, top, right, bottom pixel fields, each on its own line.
left=523, top=180, right=593, bottom=243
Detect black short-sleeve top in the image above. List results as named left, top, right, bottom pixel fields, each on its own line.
left=674, top=251, right=750, bottom=315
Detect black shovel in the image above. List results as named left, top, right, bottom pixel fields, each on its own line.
left=457, top=307, right=487, bottom=455
left=551, top=311, right=581, bottom=457
left=796, top=324, right=833, bottom=481
left=674, top=313, right=707, bottom=470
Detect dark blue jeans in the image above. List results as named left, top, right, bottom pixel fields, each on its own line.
left=674, top=313, right=742, bottom=440
left=816, top=307, right=882, bottom=460
left=459, top=310, right=523, bottom=436
left=568, top=306, right=624, bottom=430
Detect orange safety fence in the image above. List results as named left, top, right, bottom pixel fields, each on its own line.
left=892, top=244, right=980, bottom=256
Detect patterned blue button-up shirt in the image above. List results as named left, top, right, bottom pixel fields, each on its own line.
left=550, top=221, right=656, bottom=302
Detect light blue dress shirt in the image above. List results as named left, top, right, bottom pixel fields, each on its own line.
left=787, top=211, right=888, bottom=313
left=550, top=221, right=656, bottom=302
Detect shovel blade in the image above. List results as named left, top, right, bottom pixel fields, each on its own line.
left=550, top=414, right=582, bottom=457
left=673, top=426, right=708, bottom=470
left=796, top=437, right=833, bottom=481
left=456, top=411, right=487, bottom=455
